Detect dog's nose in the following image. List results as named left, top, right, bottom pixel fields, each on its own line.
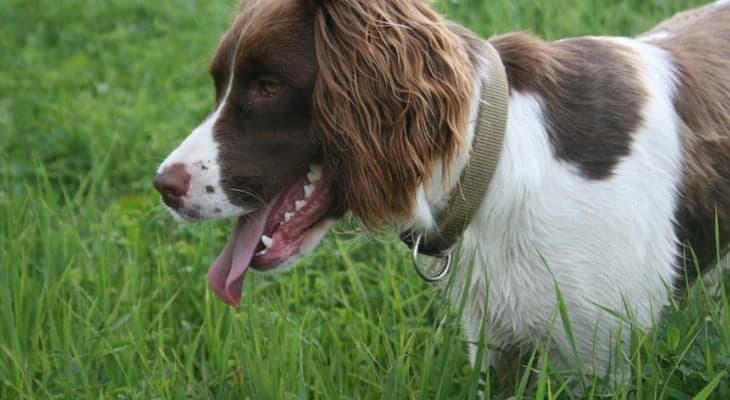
left=153, top=163, right=190, bottom=209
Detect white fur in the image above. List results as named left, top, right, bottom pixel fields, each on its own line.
left=639, top=30, right=672, bottom=42
left=417, top=38, right=684, bottom=377
left=157, top=84, right=246, bottom=220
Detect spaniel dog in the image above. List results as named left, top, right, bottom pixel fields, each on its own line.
left=154, top=0, right=730, bottom=379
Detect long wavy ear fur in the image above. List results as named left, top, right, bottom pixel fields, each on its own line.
left=311, top=0, right=475, bottom=228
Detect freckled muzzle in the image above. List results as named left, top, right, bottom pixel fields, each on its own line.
left=153, top=158, right=243, bottom=221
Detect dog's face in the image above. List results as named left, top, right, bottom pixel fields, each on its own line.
left=160, top=1, right=324, bottom=220
left=155, top=1, right=339, bottom=306
left=154, top=0, right=474, bottom=306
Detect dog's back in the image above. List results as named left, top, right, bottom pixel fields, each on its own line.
left=643, top=1, right=730, bottom=271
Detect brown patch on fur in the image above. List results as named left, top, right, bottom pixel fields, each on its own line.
left=490, top=33, right=647, bottom=180
left=309, top=0, right=475, bottom=227
left=210, top=6, right=249, bottom=104
left=647, top=3, right=730, bottom=271
left=210, top=1, right=325, bottom=209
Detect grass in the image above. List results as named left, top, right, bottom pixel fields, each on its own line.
left=1, top=0, right=728, bottom=398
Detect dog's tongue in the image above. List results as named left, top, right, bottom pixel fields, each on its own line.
left=207, top=203, right=273, bottom=307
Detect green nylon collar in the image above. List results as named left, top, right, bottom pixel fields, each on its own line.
left=403, top=42, right=509, bottom=258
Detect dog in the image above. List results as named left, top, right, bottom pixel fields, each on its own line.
left=154, top=0, right=730, bottom=379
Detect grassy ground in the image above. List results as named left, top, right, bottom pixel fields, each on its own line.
left=1, top=0, right=728, bottom=398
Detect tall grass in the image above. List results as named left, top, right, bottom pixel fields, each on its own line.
left=1, top=0, right=727, bottom=398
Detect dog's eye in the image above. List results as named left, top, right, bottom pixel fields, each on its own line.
left=254, top=79, right=285, bottom=98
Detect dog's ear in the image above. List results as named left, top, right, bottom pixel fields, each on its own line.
left=310, top=0, right=474, bottom=228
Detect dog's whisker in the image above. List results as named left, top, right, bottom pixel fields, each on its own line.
left=229, top=188, right=266, bottom=207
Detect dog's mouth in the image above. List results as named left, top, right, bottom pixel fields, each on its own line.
left=207, top=165, right=333, bottom=306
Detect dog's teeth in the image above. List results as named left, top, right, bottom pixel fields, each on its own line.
left=295, top=200, right=306, bottom=211
left=306, top=172, right=320, bottom=183
left=261, top=235, right=273, bottom=248
left=255, top=249, right=268, bottom=257
left=307, top=165, right=322, bottom=182
left=284, top=212, right=294, bottom=222
left=303, top=184, right=314, bottom=198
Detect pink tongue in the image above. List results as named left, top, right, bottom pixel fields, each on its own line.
left=207, top=204, right=273, bottom=307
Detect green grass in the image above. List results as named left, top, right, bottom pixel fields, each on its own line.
left=1, top=0, right=728, bottom=398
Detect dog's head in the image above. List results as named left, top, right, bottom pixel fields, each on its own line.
left=154, top=0, right=475, bottom=306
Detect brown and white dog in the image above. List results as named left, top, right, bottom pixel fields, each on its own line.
left=154, top=0, right=730, bottom=377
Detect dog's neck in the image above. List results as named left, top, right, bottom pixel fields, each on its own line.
left=410, top=33, right=502, bottom=236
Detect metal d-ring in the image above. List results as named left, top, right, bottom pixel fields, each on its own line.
left=411, top=234, right=453, bottom=283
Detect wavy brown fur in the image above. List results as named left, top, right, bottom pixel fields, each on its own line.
left=309, top=0, right=475, bottom=228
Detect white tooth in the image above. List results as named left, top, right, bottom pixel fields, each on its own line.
left=295, top=200, right=306, bottom=211
left=307, top=165, right=323, bottom=182
left=306, top=172, right=319, bottom=183
left=303, top=184, right=314, bottom=198
left=261, top=235, right=273, bottom=248
left=284, top=212, right=294, bottom=222
left=255, top=249, right=268, bottom=257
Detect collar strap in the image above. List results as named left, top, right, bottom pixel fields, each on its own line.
left=402, top=42, right=509, bottom=257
